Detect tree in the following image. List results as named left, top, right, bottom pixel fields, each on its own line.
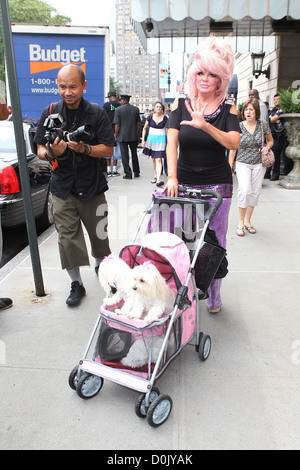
left=109, top=76, right=122, bottom=95
left=8, top=0, right=71, bottom=25
left=0, top=0, right=71, bottom=88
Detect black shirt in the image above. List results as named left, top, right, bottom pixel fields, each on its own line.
left=103, top=100, right=121, bottom=130
left=169, top=98, right=240, bottom=185
left=34, top=98, right=114, bottom=201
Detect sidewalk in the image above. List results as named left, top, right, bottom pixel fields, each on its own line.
left=0, top=151, right=299, bottom=450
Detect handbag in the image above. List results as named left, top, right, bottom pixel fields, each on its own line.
left=194, top=227, right=228, bottom=294
left=261, top=120, right=275, bottom=168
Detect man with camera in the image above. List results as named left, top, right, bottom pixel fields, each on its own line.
left=34, top=64, right=115, bottom=306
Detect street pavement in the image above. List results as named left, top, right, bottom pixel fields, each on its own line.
left=0, top=150, right=299, bottom=450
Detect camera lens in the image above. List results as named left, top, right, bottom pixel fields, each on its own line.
left=67, top=124, right=92, bottom=142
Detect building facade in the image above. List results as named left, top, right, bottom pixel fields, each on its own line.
left=115, top=0, right=160, bottom=111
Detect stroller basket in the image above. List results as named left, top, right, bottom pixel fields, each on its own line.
left=94, top=310, right=182, bottom=380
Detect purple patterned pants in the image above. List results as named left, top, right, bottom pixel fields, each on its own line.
left=150, top=184, right=232, bottom=310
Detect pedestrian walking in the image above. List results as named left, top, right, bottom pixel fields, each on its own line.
left=165, top=37, right=240, bottom=314
left=114, top=94, right=141, bottom=179
left=142, top=101, right=168, bottom=187
left=229, top=98, right=273, bottom=236
left=103, top=91, right=121, bottom=177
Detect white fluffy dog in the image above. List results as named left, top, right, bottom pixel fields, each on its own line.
left=116, top=262, right=176, bottom=323
left=98, top=255, right=131, bottom=307
left=121, top=333, right=176, bottom=368
left=121, top=336, right=164, bottom=368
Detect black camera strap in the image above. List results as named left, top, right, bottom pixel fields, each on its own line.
left=65, top=99, right=85, bottom=131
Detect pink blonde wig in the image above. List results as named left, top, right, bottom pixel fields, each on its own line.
left=185, top=37, right=234, bottom=105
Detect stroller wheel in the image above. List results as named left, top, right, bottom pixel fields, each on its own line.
left=76, top=373, right=103, bottom=399
left=135, top=387, right=160, bottom=418
left=146, top=394, right=173, bottom=427
left=68, top=365, right=80, bottom=390
left=198, top=334, right=211, bottom=361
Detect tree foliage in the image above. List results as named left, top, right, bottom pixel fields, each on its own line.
left=109, top=76, right=122, bottom=95
left=8, top=0, right=71, bottom=25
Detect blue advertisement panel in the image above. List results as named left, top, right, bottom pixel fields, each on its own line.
left=159, top=64, right=168, bottom=89
left=12, top=33, right=105, bottom=120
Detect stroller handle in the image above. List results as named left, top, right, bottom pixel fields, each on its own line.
left=152, top=187, right=223, bottom=222
left=177, top=187, right=223, bottom=222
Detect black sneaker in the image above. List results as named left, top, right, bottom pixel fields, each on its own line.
left=112, top=171, right=120, bottom=176
left=0, top=298, right=13, bottom=310
left=66, top=281, right=86, bottom=306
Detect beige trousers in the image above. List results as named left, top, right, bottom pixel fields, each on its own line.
left=52, top=192, right=110, bottom=269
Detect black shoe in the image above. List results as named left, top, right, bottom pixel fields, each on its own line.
left=123, top=175, right=132, bottom=179
left=134, top=173, right=140, bottom=177
left=270, top=174, right=279, bottom=181
left=66, top=281, right=86, bottom=306
left=0, top=298, right=13, bottom=310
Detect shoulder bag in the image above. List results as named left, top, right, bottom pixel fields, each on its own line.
left=261, top=120, right=275, bottom=168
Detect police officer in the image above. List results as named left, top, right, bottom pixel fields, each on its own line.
left=268, top=93, right=286, bottom=181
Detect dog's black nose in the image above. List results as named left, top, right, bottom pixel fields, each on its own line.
left=109, top=285, right=117, bottom=294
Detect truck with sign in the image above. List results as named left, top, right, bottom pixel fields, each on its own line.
left=9, top=24, right=110, bottom=120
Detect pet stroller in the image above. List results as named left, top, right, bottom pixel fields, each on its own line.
left=69, top=188, right=226, bottom=427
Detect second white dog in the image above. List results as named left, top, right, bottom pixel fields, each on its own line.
left=116, top=262, right=176, bottom=323
left=98, top=255, right=131, bottom=307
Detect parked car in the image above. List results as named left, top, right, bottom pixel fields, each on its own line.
left=0, top=120, right=53, bottom=262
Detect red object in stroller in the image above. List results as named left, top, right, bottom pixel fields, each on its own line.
left=69, top=188, right=224, bottom=427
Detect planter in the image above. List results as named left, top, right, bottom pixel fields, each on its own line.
left=280, top=113, right=300, bottom=189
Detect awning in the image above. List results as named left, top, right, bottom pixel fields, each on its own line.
left=130, top=0, right=300, bottom=53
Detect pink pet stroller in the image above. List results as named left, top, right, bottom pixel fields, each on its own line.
left=69, top=188, right=225, bottom=427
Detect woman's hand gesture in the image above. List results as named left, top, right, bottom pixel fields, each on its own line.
left=181, top=98, right=208, bottom=130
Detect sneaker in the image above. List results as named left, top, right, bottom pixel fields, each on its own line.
left=0, top=298, right=13, bottom=310
left=112, top=171, right=120, bottom=176
left=107, top=171, right=112, bottom=178
left=66, top=281, right=86, bottom=306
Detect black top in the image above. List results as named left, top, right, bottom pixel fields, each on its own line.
left=34, top=98, right=114, bottom=201
left=103, top=99, right=121, bottom=130
left=168, top=98, right=240, bottom=185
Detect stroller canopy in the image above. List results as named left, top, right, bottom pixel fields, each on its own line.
left=119, top=232, right=191, bottom=291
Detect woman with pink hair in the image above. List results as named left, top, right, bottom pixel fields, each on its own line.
left=165, top=38, right=240, bottom=314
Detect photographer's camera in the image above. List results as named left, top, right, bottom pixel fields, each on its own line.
left=43, top=113, right=92, bottom=145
